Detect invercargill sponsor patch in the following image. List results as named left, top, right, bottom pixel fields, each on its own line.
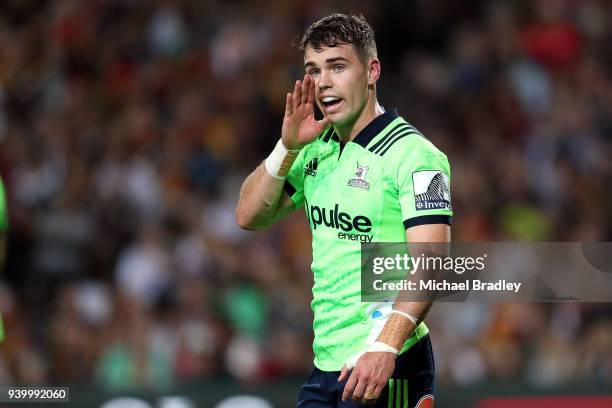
left=412, top=170, right=451, bottom=211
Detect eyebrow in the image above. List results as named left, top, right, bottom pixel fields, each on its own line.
left=304, top=57, right=350, bottom=69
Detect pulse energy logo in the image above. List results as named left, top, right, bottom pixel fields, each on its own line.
left=305, top=202, right=373, bottom=243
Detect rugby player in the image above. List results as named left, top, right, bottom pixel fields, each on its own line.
left=236, top=13, right=452, bottom=407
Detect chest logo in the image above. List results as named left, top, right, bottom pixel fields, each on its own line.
left=304, top=158, right=318, bottom=177
left=347, top=162, right=370, bottom=190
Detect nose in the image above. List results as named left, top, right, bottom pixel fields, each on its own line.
left=318, top=70, right=332, bottom=91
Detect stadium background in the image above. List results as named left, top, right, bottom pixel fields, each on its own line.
left=0, top=0, right=611, bottom=406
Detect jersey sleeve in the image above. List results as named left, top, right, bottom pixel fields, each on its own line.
left=393, top=138, right=453, bottom=229
left=282, top=147, right=307, bottom=209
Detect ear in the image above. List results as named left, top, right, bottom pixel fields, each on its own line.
left=367, top=58, right=381, bottom=85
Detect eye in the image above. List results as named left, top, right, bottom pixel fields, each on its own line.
left=333, top=64, right=345, bottom=72
left=308, top=68, right=320, bottom=77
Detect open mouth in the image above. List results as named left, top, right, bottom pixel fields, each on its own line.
left=321, top=96, right=342, bottom=111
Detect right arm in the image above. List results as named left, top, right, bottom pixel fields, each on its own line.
left=235, top=161, right=297, bottom=230
left=236, top=74, right=329, bottom=230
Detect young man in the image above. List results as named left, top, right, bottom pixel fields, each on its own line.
left=236, top=14, right=451, bottom=408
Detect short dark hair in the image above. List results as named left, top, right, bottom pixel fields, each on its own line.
left=298, top=13, right=377, bottom=62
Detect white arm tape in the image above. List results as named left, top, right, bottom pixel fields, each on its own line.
left=390, top=309, right=419, bottom=325
left=264, top=139, right=300, bottom=179
left=345, top=341, right=399, bottom=369
left=368, top=341, right=400, bottom=354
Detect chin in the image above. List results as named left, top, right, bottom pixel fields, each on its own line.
left=333, top=115, right=354, bottom=129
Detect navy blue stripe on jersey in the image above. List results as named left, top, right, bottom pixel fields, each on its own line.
left=283, top=180, right=296, bottom=197
left=352, top=109, right=398, bottom=148
left=371, top=127, right=415, bottom=155
left=372, top=128, right=420, bottom=156
left=367, top=122, right=412, bottom=153
left=318, top=128, right=332, bottom=141
left=323, top=129, right=335, bottom=143
left=377, top=131, right=422, bottom=156
left=403, top=215, right=452, bottom=229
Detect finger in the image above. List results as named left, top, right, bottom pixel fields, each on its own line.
left=363, top=381, right=380, bottom=404
left=351, top=375, right=368, bottom=403
left=338, top=365, right=350, bottom=383
left=292, top=80, right=301, bottom=111
left=300, top=75, right=309, bottom=105
left=342, top=370, right=358, bottom=401
left=285, top=93, right=293, bottom=117
left=374, top=381, right=386, bottom=397
left=306, top=74, right=315, bottom=106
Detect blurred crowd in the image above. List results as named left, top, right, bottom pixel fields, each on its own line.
left=0, top=0, right=611, bottom=391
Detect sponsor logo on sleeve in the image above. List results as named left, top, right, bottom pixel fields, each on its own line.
left=412, top=170, right=451, bottom=211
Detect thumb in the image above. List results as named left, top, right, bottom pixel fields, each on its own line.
left=338, top=365, right=350, bottom=382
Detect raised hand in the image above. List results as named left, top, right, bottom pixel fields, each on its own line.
left=281, top=74, right=331, bottom=150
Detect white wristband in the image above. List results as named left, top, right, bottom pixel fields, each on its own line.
left=345, top=341, right=399, bottom=369
left=390, top=310, right=419, bottom=325
left=368, top=341, right=399, bottom=355
left=264, top=139, right=300, bottom=179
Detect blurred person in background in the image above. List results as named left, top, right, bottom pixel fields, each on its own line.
left=0, top=176, right=7, bottom=343
left=236, top=13, right=452, bottom=407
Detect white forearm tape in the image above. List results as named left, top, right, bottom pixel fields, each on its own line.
left=264, top=139, right=300, bottom=179
left=390, top=309, right=419, bottom=325
left=345, top=341, right=399, bottom=369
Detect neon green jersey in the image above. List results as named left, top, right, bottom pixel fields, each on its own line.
left=283, top=109, right=452, bottom=371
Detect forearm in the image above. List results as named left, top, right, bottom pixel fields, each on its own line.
left=237, top=164, right=285, bottom=229
left=238, top=135, right=304, bottom=230
left=376, top=301, right=432, bottom=351
left=376, top=224, right=449, bottom=350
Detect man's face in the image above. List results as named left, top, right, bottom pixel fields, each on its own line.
left=304, top=44, right=374, bottom=128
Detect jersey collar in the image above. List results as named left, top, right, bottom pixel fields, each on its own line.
left=349, top=108, right=399, bottom=148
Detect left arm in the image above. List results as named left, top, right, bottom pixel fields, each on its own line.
left=340, top=223, right=450, bottom=404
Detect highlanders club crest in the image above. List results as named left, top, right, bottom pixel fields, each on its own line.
left=348, top=163, right=370, bottom=190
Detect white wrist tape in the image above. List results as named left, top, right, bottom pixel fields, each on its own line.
left=264, top=139, right=300, bottom=179
left=368, top=341, right=400, bottom=354
left=345, top=341, right=399, bottom=369
left=391, top=310, right=419, bottom=325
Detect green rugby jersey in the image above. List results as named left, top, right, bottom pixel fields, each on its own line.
left=283, top=109, right=452, bottom=371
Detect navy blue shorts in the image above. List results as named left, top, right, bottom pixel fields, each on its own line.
left=297, top=335, right=435, bottom=408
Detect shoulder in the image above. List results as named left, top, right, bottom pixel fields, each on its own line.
left=379, top=117, right=448, bottom=164
left=298, top=129, right=336, bottom=162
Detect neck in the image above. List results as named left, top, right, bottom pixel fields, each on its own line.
left=335, top=95, right=383, bottom=143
